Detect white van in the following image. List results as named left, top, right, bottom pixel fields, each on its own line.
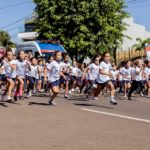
left=16, top=41, right=67, bottom=58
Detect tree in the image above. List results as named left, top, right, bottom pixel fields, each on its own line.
left=33, top=0, right=128, bottom=59
left=132, top=38, right=150, bottom=59
left=0, top=30, right=15, bottom=48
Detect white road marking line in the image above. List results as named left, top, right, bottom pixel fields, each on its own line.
left=81, top=108, right=150, bottom=124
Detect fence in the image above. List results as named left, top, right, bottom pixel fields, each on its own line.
left=117, top=48, right=145, bottom=65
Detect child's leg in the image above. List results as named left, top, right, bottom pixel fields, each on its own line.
left=147, top=82, right=150, bottom=96
left=107, top=81, right=117, bottom=104
left=65, top=81, right=69, bottom=96
left=37, top=80, right=42, bottom=92
left=128, top=80, right=137, bottom=98
left=7, top=79, right=14, bottom=97
left=123, top=82, right=127, bottom=96
left=107, top=81, right=115, bottom=97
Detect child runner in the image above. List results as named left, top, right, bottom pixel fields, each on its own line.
left=69, top=60, right=78, bottom=94
left=2, top=50, right=16, bottom=101
left=45, top=51, right=66, bottom=105
left=143, top=60, right=150, bottom=97
left=95, top=52, right=117, bottom=105
left=83, top=55, right=100, bottom=99
left=110, top=65, right=119, bottom=89
left=62, top=54, right=71, bottom=98
left=14, top=51, right=28, bottom=101
left=26, top=57, right=40, bottom=98
left=128, top=60, right=145, bottom=100
left=121, top=60, right=132, bottom=98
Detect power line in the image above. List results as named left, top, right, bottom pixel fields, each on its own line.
left=0, top=1, right=32, bottom=10
left=126, top=0, right=137, bottom=4
left=5, top=24, right=24, bottom=32
left=127, top=0, right=150, bottom=6
left=0, top=14, right=32, bottom=30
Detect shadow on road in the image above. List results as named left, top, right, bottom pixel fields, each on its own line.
left=0, top=102, right=8, bottom=107
left=28, top=102, right=50, bottom=106
left=0, top=100, right=20, bottom=105
left=74, top=103, right=114, bottom=109
left=68, top=97, right=89, bottom=101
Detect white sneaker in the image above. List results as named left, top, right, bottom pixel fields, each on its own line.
left=49, top=100, right=57, bottom=106
left=146, top=95, right=150, bottom=98
left=69, top=90, right=72, bottom=94
left=123, top=95, right=127, bottom=98
left=110, top=97, right=118, bottom=105
left=91, top=96, right=98, bottom=100
left=140, top=93, right=144, bottom=97
left=71, top=89, right=75, bottom=92
left=6, top=96, right=13, bottom=101
left=29, top=90, right=32, bottom=97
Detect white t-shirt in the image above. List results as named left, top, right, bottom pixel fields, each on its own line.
left=39, top=65, right=44, bottom=77
left=88, top=63, right=99, bottom=81
left=97, top=61, right=112, bottom=83
left=118, top=68, right=123, bottom=81
left=62, top=62, right=71, bottom=74
left=110, top=70, right=118, bottom=80
left=0, top=65, right=6, bottom=75
left=47, top=60, right=63, bottom=82
left=70, top=66, right=78, bottom=76
left=3, top=60, right=16, bottom=78
left=135, top=67, right=143, bottom=81
left=121, top=67, right=132, bottom=81
left=15, top=60, right=27, bottom=79
left=131, top=67, right=136, bottom=80
left=144, top=67, right=150, bottom=80
left=27, top=65, right=39, bottom=78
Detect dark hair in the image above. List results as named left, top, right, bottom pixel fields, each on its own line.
left=125, top=60, right=131, bottom=65
left=100, top=51, right=110, bottom=62
left=6, top=47, right=12, bottom=52
left=63, top=53, right=69, bottom=59
left=30, top=57, right=36, bottom=62
left=144, top=59, right=150, bottom=65
left=54, top=51, right=61, bottom=58
left=17, top=50, right=25, bottom=59
left=91, top=54, right=100, bottom=63
left=6, top=50, right=13, bottom=56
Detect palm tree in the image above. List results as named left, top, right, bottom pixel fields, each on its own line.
left=132, top=38, right=150, bottom=60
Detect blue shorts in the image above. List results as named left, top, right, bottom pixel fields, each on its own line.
left=111, top=80, right=117, bottom=87
left=49, top=80, right=60, bottom=88
left=0, top=74, right=5, bottom=81
left=123, top=80, right=131, bottom=84
left=64, top=73, right=70, bottom=82
left=71, top=76, right=77, bottom=81
left=77, top=77, right=82, bottom=85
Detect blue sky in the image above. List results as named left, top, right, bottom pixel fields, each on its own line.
left=0, top=0, right=150, bottom=43
left=0, top=0, right=36, bottom=42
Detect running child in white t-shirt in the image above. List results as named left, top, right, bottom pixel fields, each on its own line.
left=14, top=50, right=28, bottom=101
left=25, top=57, right=40, bottom=98
left=128, top=60, right=145, bottom=100
left=83, top=55, right=100, bottom=100
left=95, top=52, right=117, bottom=105
left=45, top=51, right=66, bottom=105
left=69, top=60, right=79, bottom=94
left=2, top=50, right=16, bottom=101
left=143, top=60, right=150, bottom=97
left=121, top=60, right=132, bottom=98
left=62, top=54, right=71, bottom=98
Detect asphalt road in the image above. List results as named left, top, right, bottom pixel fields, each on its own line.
left=0, top=92, right=150, bottom=150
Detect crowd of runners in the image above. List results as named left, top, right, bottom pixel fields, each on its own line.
left=0, top=49, right=150, bottom=106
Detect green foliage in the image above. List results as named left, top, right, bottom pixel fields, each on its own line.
left=0, top=30, right=15, bottom=48
left=34, top=0, right=128, bottom=58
